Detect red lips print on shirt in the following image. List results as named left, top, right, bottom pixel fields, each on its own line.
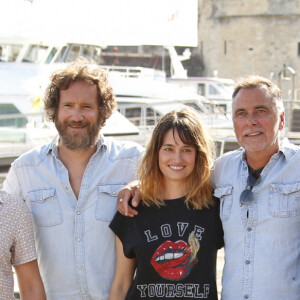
left=151, top=232, right=200, bottom=281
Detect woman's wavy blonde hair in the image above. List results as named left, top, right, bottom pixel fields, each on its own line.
left=139, top=107, right=215, bottom=210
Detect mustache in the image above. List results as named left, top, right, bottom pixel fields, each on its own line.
left=66, top=120, right=90, bottom=127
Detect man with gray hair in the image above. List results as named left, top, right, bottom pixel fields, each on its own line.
left=118, top=75, right=300, bottom=300
left=211, top=75, right=299, bottom=300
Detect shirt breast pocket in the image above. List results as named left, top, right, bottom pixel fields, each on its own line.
left=27, top=188, right=63, bottom=227
left=96, top=184, right=123, bottom=222
left=269, top=182, right=300, bottom=217
left=214, top=185, right=233, bottom=222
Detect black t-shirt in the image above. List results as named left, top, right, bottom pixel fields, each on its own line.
left=109, top=196, right=224, bottom=300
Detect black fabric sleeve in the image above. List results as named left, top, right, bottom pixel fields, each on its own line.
left=213, top=196, right=224, bottom=249
left=109, top=211, right=135, bottom=258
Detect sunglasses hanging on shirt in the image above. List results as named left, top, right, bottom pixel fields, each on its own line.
left=239, top=166, right=263, bottom=206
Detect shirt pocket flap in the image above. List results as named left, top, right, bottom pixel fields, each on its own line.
left=28, top=188, right=56, bottom=203
left=271, top=182, right=300, bottom=195
left=97, top=185, right=121, bottom=197
left=214, top=185, right=233, bottom=198
left=214, top=185, right=233, bottom=222
left=96, top=184, right=124, bottom=222
left=27, top=188, right=62, bottom=227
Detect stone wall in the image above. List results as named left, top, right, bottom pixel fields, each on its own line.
left=194, top=0, right=300, bottom=98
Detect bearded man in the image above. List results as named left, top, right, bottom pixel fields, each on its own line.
left=3, top=59, right=144, bottom=300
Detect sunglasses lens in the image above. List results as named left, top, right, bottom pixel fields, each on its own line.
left=240, top=189, right=253, bottom=205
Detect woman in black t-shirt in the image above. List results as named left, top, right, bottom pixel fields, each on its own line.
left=109, top=107, right=224, bottom=300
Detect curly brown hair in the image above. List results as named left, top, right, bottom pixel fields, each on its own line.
left=139, top=107, right=215, bottom=210
left=44, top=58, right=116, bottom=128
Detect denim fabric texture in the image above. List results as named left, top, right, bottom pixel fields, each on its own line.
left=211, top=138, right=300, bottom=300
left=3, top=135, right=144, bottom=300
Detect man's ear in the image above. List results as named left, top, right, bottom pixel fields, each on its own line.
left=279, top=111, right=285, bottom=130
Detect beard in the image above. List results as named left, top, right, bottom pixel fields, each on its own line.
left=55, top=118, right=102, bottom=152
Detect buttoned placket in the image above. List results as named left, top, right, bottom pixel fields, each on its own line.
left=241, top=200, right=257, bottom=300
left=53, top=148, right=90, bottom=298
left=240, top=153, right=281, bottom=300
left=74, top=156, right=97, bottom=299
left=240, top=162, right=256, bottom=300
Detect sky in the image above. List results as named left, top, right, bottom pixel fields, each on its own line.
left=0, top=0, right=198, bottom=46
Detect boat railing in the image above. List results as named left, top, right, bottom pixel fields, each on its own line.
left=101, top=65, right=166, bottom=81
left=116, top=100, right=235, bottom=136
left=282, top=98, right=300, bottom=134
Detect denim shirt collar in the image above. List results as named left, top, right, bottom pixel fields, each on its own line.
left=240, top=138, right=297, bottom=167
left=46, top=134, right=108, bottom=158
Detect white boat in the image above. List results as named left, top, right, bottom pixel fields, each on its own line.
left=167, top=77, right=234, bottom=115
left=0, top=37, right=239, bottom=171
left=0, top=38, right=141, bottom=170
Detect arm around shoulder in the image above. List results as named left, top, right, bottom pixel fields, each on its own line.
left=117, top=180, right=141, bottom=217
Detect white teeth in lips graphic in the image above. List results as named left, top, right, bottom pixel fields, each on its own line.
left=169, top=166, right=184, bottom=170
left=155, top=252, right=184, bottom=261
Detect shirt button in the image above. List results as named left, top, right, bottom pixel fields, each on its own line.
left=84, top=185, right=87, bottom=189
left=40, top=197, right=43, bottom=201
left=77, top=211, right=81, bottom=215
left=247, top=227, right=252, bottom=232
left=82, top=291, right=86, bottom=295
left=245, top=260, right=250, bottom=265
left=78, top=265, right=82, bottom=269
left=77, top=238, right=81, bottom=242
left=112, top=192, right=116, bottom=195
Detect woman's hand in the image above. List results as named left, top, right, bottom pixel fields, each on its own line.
left=117, top=180, right=141, bottom=217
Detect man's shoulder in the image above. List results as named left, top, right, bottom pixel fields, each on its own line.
left=104, top=138, right=144, bottom=160
left=215, top=147, right=243, bottom=165
left=0, top=191, right=27, bottom=213
left=11, top=142, right=52, bottom=168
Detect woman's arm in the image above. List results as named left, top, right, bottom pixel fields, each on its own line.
left=109, top=236, right=136, bottom=300
left=14, top=259, right=46, bottom=300
left=117, top=180, right=141, bottom=217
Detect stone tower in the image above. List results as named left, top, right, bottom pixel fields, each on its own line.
left=197, top=0, right=300, bottom=98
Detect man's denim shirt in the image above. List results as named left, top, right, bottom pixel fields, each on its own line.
left=3, top=135, right=144, bottom=300
left=211, top=138, right=300, bottom=300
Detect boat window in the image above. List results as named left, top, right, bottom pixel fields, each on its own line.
left=65, top=45, right=80, bottom=62
left=91, top=47, right=102, bottom=64
left=197, top=83, right=205, bottom=96
left=0, top=104, right=27, bottom=128
left=146, top=108, right=161, bottom=125
left=209, top=84, right=221, bottom=96
left=54, top=46, right=67, bottom=63
left=22, top=45, right=48, bottom=63
left=0, top=44, right=22, bottom=62
left=80, top=45, right=93, bottom=60
left=186, top=102, right=202, bottom=112
left=124, top=108, right=141, bottom=126
left=45, top=47, right=58, bottom=64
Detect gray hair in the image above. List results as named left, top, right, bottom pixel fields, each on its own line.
left=232, top=75, right=284, bottom=115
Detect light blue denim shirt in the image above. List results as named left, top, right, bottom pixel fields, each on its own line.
left=211, top=138, right=300, bottom=300
left=2, top=135, right=144, bottom=300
